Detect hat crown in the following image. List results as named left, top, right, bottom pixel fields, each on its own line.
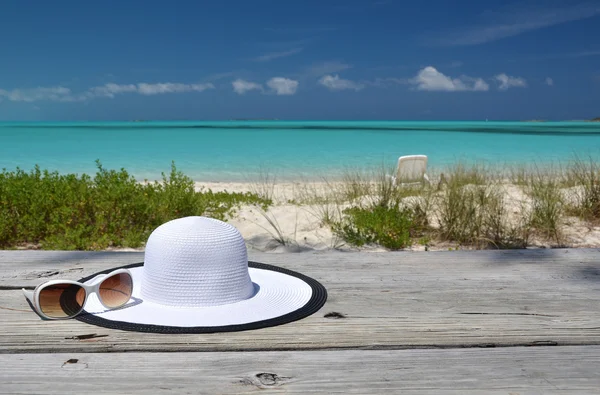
left=141, top=216, right=254, bottom=307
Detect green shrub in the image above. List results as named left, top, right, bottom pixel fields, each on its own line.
left=331, top=205, right=426, bottom=250
left=0, top=161, right=270, bottom=250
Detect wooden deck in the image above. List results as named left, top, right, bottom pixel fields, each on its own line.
left=1, top=249, right=599, bottom=393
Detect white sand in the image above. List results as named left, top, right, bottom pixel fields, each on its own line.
left=197, top=182, right=355, bottom=253
left=196, top=181, right=600, bottom=253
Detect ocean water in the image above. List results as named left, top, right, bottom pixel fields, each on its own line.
left=1, top=121, right=600, bottom=181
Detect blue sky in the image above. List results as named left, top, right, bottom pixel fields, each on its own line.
left=0, top=0, right=599, bottom=121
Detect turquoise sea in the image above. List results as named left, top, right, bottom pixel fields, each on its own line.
left=1, top=121, right=600, bottom=181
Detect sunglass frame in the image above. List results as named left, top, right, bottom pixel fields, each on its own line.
left=22, top=268, right=133, bottom=320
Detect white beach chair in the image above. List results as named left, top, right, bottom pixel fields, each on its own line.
left=389, top=155, right=430, bottom=186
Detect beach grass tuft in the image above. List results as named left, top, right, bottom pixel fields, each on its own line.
left=524, top=169, right=564, bottom=243
left=564, top=155, right=600, bottom=222
left=435, top=163, right=529, bottom=249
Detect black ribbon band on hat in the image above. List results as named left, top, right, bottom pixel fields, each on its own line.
left=75, top=261, right=327, bottom=334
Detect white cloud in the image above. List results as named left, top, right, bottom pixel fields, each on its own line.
left=232, top=79, right=263, bottom=95
left=0, top=86, right=81, bottom=102
left=411, top=66, right=489, bottom=92
left=319, top=75, right=365, bottom=91
left=545, top=77, right=554, bottom=86
left=266, top=77, right=299, bottom=95
left=432, top=3, right=600, bottom=46
left=494, top=73, right=527, bottom=90
left=0, top=81, right=215, bottom=102
left=137, top=82, right=214, bottom=95
left=89, top=82, right=214, bottom=97
left=231, top=78, right=298, bottom=95
left=254, top=48, right=303, bottom=62
left=90, top=83, right=137, bottom=98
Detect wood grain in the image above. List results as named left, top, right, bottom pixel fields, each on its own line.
left=1, top=249, right=599, bottom=353
left=1, top=347, right=599, bottom=394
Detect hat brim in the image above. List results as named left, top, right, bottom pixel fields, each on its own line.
left=75, top=262, right=327, bottom=333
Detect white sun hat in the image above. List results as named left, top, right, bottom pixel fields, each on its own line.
left=76, top=216, right=327, bottom=333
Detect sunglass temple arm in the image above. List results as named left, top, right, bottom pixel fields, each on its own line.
left=22, top=288, right=34, bottom=303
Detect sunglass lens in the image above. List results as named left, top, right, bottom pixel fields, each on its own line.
left=99, top=272, right=133, bottom=308
left=38, top=284, right=86, bottom=318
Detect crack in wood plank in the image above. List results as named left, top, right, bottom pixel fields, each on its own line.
left=460, top=312, right=560, bottom=317
left=65, top=334, right=109, bottom=340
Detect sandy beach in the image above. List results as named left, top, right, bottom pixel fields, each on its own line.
left=195, top=180, right=600, bottom=253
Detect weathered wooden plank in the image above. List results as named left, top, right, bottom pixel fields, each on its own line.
left=1, top=249, right=599, bottom=352
left=2, top=249, right=600, bottom=288
left=1, top=347, right=599, bottom=394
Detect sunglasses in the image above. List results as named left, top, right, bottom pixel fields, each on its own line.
left=22, top=269, right=133, bottom=320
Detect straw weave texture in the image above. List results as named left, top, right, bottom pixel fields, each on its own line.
left=141, top=217, right=254, bottom=307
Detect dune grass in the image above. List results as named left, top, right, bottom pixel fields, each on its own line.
left=296, top=157, right=600, bottom=250
left=523, top=170, right=564, bottom=243
left=331, top=205, right=425, bottom=250
left=0, top=161, right=271, bottom=250
left=564, top=155, right=600, bottom=222
left=4, top=156, right=600, bottom=251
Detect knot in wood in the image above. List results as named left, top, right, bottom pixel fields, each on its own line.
left=324, top=311, right=346, bottom=319
left=61, top=358, right=88, bottom=370
left=256, top=373, right=286, bottom=386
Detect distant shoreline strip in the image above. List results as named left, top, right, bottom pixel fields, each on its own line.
left=3, top=124, right=600, bottom=136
